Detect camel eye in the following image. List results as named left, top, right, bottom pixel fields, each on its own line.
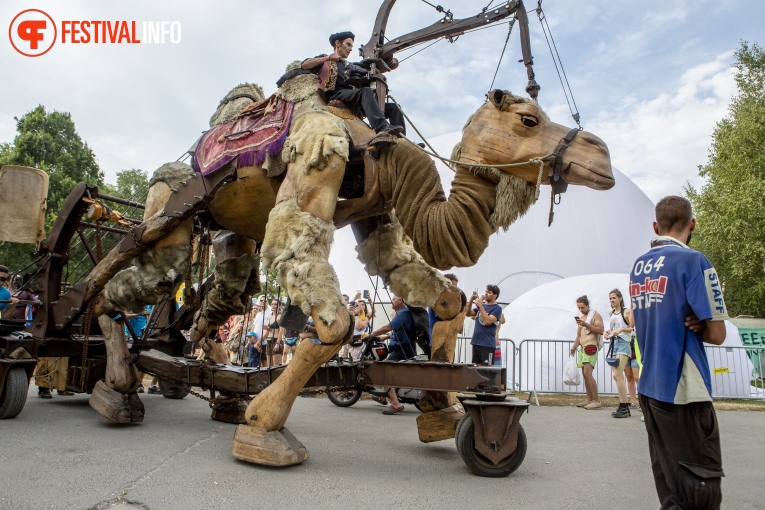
left=521, top=116, right=538, bottom=127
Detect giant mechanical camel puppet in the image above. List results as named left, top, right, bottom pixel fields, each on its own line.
left=56, top=1, right=613, bottom=467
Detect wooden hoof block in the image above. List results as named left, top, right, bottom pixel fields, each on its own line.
left=232, top=425, right=310, bottom=467
left=89, top=380, right=145, bottom=424
left=211, top=398, right=248, bottom=424
left=416, top=405, right=464, bottom=443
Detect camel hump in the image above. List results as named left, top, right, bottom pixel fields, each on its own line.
left=210, top=83, right=266, bottom=127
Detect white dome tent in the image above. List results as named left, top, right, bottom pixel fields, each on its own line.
left=500, top=273, right=758, bottom=398
left=330, top=131, right=657, bottom=306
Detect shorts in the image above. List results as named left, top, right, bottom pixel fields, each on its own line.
left=471, top=345, right=495, bottom=365
left=627, top=358, right=640, bottom=369
left=612, top=337, right=632, bottom=357
left=284, top=337, right=298, bottom=347
left=577, top=347, right=598, bottom=368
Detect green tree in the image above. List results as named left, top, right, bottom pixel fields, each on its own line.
left=103, top=168, right=149, bottom=202
left=686, top=41, right=765, bottom=317
left=11, top=105, right=103, bottom=223
left=0, top=106, right=103, bottom=276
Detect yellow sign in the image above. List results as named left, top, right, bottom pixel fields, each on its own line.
left=176, top=283, right=185, bottom=306
left=712, top=367, right=730, bottom=375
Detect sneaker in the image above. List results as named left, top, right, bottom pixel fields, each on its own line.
left=147, top=385, right=161, bottom=395
left=575, top=400, right=592, bottom=408
left=38, top=388, right=52, bottom=399
left=629, top=402, right=638, bottom=409
left=137, top=386, right=145, bottom=394
left=584, top=401, right=602, bottom=410
left=641, top=416, right=645, bottom=422
left=382, top=404, right=405, bottom=415
left=612, top=404, right=631, bottom=418
left=57, top=390, right=74, bottom=396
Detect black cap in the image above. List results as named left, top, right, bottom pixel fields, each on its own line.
left=329, top=31, right=355, bottom=47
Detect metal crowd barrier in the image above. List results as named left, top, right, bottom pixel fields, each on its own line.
left=512, top=339, right=765, bottom=400
left=705, top=345, right=765, bottom=400
left=517, top=339, right=621, bottom=396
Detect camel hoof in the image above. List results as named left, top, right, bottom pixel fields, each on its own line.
left=232, top=425, right=310, bottom=466
left=415, top=404, right=464, bottom=443
left=211, top=397, right=248, bottom=424
left=89, top=380, right=145, bottom=423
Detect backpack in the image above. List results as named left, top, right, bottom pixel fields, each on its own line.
left=406, top=306, right=431, bottom=358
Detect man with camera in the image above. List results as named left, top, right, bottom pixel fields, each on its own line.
left=466, top=284, right=503, bottom=366
left=300, top=31, right=405, bottom=136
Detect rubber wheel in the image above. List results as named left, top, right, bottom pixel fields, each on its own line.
left=455, top=412, right=471, bottom=459
left=455, top=413, right=527, bottom=477
left=158, top=378, right=190, bottom=400
left=326, top=387, right=361, bottom=407
left=0, top=367, right=29, bottom=419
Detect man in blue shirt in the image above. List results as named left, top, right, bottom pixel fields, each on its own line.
left=630, top=196, right=727, bottom=509
left=467, top=284, right=503, bottom=365
left=370, top=295, right=416, bottom=414
left=0, top=265, right=19, bottom=324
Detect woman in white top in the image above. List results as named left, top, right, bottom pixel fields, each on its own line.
left=604, top=288, right=634, bottom=418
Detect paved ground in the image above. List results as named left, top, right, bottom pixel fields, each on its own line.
left=1, top=386, right=763, bottom=510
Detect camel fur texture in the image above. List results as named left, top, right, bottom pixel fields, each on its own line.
left=356, top=220, right=448, bottom=308
left=261, top=196, right=343, bottom=326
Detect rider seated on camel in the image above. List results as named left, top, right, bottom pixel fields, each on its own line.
left=298, top=31, right=406, bottom=136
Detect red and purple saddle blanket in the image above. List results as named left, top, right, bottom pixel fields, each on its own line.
left=193, top=97, right=294, bottom=175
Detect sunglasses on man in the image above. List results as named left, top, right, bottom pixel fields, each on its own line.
left=0, top=276, right=8, bottom=283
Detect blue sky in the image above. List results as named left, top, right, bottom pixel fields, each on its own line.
left=1, top=0, right=763, bottom=202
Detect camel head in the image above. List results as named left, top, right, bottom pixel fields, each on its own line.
left=459, top=89, right=614, bottom=191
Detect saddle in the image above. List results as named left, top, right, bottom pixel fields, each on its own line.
left=193, top=95, right=294, bottom=176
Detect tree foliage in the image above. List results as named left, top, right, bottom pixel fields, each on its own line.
left=0, top=106, right=151, bottom=282
left=686, top=41, right=765, bottom=317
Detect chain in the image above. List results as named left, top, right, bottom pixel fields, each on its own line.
left=189, top=388, right=253, bottom=408
left=187, top=386, right=358, bottom=403
left=79, top=222, right=105, bottom=389
left=299, top=386, right=358, bottom=397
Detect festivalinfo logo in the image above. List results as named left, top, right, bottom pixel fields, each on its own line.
left=9, top=9, right=182, bottom=57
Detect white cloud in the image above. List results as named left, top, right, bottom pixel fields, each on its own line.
left=585, top=53, right=737, bottom=202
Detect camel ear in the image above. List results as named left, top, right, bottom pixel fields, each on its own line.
left=488, top=89, right=505, bottom=109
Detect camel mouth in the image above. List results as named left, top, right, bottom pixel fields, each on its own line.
left=560, top=131, right=614, bottom=190
left=565, top=160, right=615, bottom=190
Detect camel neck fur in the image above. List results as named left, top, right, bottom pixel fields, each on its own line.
left=378, top=140, right=535, bottom=270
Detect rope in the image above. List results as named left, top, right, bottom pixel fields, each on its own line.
left=536, top=2, right=581, bottom=127
left=387, top=94, right=550, bottom=200
left=488, top=16, right=516, bottom=93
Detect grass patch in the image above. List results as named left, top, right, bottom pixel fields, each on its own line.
left=514, top=393, right=765, bottom=412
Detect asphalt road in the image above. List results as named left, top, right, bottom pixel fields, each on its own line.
left=1, top=386, right=763, bottom=510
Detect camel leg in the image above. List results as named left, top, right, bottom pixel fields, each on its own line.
left=354, top=216, right=463, bottom=320
left=88, top=316, right=144, bottom=423
left=353, top=215, right=468, bottom=439
left=89, top=163, right=195, bottom=422
left=233, top=115, right=352, bottom=464
left=188, top=230, right=260, bottom=365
